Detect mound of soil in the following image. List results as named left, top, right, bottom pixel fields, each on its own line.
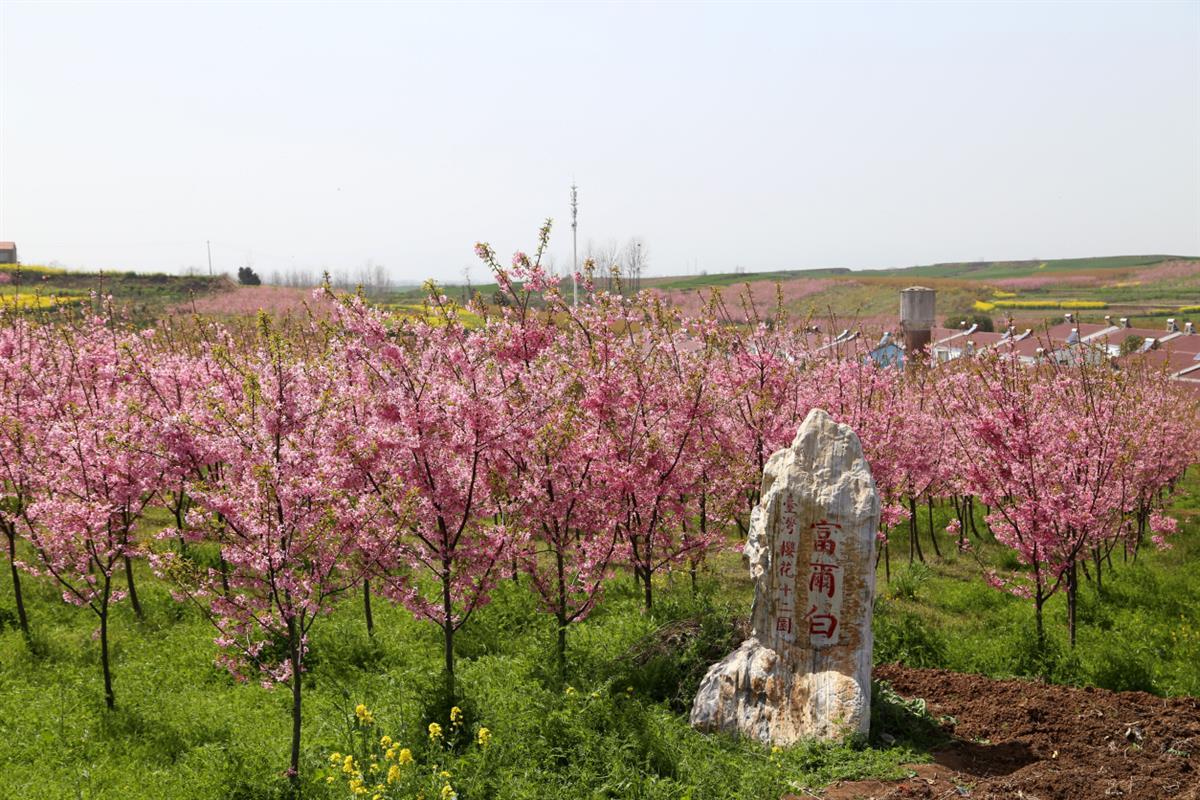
left=814, top=664, right=1200, bottom=800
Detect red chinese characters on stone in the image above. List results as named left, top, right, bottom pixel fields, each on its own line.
left=808, top=562, right=839, bottom=598
left=799, top=605, right=839, bottom=639
left=811, top=519, right=840, bottom=555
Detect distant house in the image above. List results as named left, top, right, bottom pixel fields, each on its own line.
left=0, top=242, right=15, bottom=264
left=867, top=331, right=905, bottom=369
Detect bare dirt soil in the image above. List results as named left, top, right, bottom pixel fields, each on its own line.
left=810, top=664, right=1200, bottom=800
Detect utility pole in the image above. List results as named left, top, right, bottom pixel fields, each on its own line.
left=570, top=182, right=578, bottom=306
left=206, top=240, right=213, bottom=276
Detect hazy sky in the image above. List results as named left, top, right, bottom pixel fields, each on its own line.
left=1, top=1, right=1198, bottom=283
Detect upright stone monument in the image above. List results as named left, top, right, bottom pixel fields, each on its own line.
left=690, top=408, right=880, bottom=744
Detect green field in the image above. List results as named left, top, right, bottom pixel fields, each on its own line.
left=0, top=266, right=229, bottom=322
left=2, top=469, right=1196, bottom=800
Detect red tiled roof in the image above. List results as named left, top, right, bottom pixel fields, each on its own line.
left=1124, top=349, right=1200, bottom=375
left=1161, top=334, right=1200, bottom=355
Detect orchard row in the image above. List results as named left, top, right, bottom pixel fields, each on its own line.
left=1, top=233, right=1197, bottom=781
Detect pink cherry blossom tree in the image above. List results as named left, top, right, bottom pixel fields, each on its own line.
left=324, top=285, right=514, bottom=699
left=152, top=315, right=375, bottom=783
left=18, top=309, right=164, bottom=707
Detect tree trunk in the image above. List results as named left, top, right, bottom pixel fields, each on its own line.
left=642, top=564, right=653, bottom=611
left=883, top=536, right=891, bottom=583
left=288, top=616, right=303, bottom=793
left=908, top=497, right=924, bottom=563
left=926, top=496, right=941, bottom=558
left=555, top=548, right=568, bottom=681
left=100, top=575, right=115, bottom=710
left=442, top=564, right=456, bottom=699
left=1034, top=589, right=1046, bottom=661
left=1067, top=561, right=1078, bottom=648
left=5, top=525, right=29, bottom=639
left=124, top=554, right=143, bottom=621
left=363, top=579, right=374, bottom=637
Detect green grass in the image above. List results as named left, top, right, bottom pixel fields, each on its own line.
left=1, top=473, right=1196, bottom=799
left=0, top=547, right=928, bottom=799
left=874, top=468, right=1200, bottom=696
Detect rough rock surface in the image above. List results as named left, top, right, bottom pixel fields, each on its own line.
left=690, top=408, right=880, bottom=744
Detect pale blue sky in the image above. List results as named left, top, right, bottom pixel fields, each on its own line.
left=1, top=1, right=1197, bottom=282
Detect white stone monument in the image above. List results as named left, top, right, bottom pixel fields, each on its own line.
left=690, top=408, right=880, bottom=744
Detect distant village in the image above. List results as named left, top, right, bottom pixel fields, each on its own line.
left=819, top=287, right=1200, bottom=392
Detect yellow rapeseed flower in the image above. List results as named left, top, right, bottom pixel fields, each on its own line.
left=450, top=706, right=463, bottom=726
left=477, top=727, right=491, bottom=748
left=342, top=755, right=356, bottom=774
left=387, top=764, right=401, bottom=784
left=439, top=770, right=451, bottom=779
left=428, top=722, right=443, bottom=741
left=355, top=704, right=375, bottom=725
left=385, top=746, right=397, bottom=761
left=330, top=752, right=343, bottom=765
left=398, top=748, right=414, bottom=765
left=440, top=783, right=456, bottom=800
left=380, top=735, right=393, bottom=748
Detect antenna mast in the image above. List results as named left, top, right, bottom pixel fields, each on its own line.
left=570, top=182, right=578, bottom=306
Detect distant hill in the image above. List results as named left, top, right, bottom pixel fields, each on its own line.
left=0, top=264, right=231, bottom=321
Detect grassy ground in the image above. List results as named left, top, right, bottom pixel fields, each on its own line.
left=873, top=468, right=1200, bottom=697
left=1, top=476, right=1196, bottom=799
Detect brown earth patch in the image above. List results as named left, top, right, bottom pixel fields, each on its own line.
left=791, top=664, right=1200, bottom=800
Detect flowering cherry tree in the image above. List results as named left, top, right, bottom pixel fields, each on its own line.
left=153, top=316, right=373, bottom=782
left=18, top=310, right=163, bottom=708
left=326, top=286, right=513, bottom=698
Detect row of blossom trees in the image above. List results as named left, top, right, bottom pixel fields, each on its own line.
left=1, top=229, right=1197, bottom=782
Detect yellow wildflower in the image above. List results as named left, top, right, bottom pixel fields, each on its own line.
left=355, top=704, right=375, bottom=725
left=439, top=770, right=451, bottom=779
left=387, top=764, right=401, bottom=784
left=626, top=686, right=634, bottom=694
left=330, top=752, right=342, bottom=765
left=385, top=746, right=397, bottom=761
left=428, top=722, right=443, bottom=741
left=450, top=706, right=463, bottom=726
left=368, top=761, right=379, bottom=774
left=342, top=755, right=356, bottom=774
left=325, top=776, right=335, bottom=784
left=565, top=685, right=576, bottom=695
left=380, top=735, right=393, bottom=748
left=477, top=727, right=491, bottom=748
left=440, top=783, right=456, bottom=800
left=398, top=747, right=414, bottom=765
left=372, top=795, right=382, bottom=800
